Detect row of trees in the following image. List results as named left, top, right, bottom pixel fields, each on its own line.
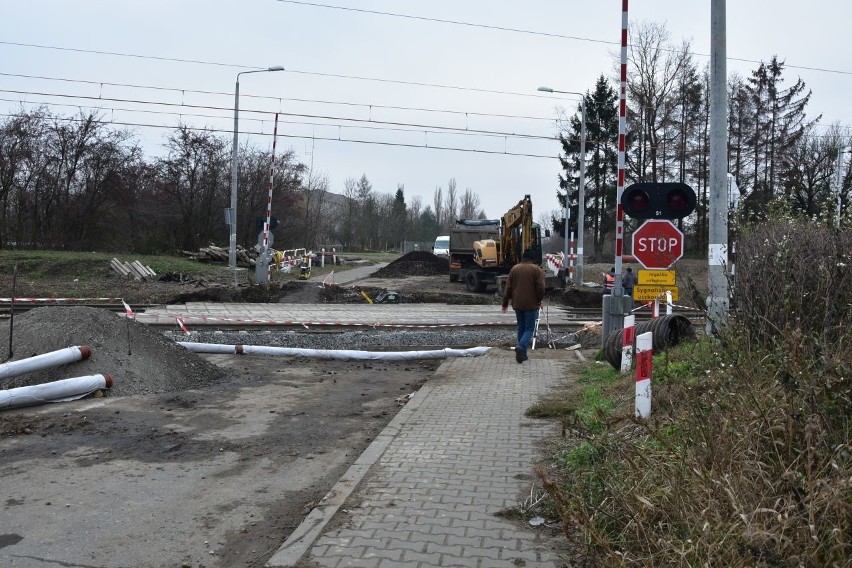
left=557, top=22, right=851, bottom=258
left=3, top=21, right=848, bottom=257
left=0, top=106, right=486, bottom=253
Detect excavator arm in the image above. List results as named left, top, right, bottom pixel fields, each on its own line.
left=500, top=194, right=533, bottom=266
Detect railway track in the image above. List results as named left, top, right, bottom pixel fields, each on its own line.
left=0, top=302, right=154, bottom=316
left=0, top=301, right=705, bottom=331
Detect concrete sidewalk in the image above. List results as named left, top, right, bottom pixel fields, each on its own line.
left=267, top=347, right=575, bottom=568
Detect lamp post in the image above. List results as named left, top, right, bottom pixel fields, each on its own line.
left=228, top=66, right=285, bottom=278
left=538, top=86, right=587, bottom=284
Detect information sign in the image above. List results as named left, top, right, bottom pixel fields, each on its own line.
left=633, top=285, right=679, bottom=302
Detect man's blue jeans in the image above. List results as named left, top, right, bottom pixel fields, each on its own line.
left=514, top=309, right=539, bottom=357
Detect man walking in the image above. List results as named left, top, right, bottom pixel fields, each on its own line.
left=623, top=266, right=637, bottom=297
left=502, top=250, right=546, bottom=363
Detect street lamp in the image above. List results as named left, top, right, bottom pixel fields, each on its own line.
left=538, top=86, right=587, bottom=285
left=228, top=65, right=285, bottom=278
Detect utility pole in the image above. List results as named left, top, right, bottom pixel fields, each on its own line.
left=707, top=0, right=729, bottom=333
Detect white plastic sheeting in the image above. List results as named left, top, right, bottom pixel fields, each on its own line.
left=0, top=346, right=91, bottom=380
left=0, top=374, right=113, bottom=409
left=178, top=342, right=490, bottom=361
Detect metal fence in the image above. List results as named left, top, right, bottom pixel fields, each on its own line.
left=401, top=241, right=433, bottom=254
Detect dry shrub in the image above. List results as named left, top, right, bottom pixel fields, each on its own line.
left=537, top=218, right=851, bottom=566
left=734, top=218, right=851, bottom=348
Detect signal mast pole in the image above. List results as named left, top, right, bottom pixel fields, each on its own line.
left=707, top=0, right=729, bottom=333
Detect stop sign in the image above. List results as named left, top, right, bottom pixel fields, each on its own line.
left=631, top=220, right=683, bottom=269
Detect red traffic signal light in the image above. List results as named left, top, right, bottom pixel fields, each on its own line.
left=621, top=183, right=696, bottom=220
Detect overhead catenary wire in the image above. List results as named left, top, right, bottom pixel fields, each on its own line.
left=0, top=41, right=577, bottom=99
left=0, top=71, right=560, bottom=122
left=0, top=88, right=562, bottom=141
left=273, top=0, right=852, bottom=77
left=0, top=111, right=559, bottom=160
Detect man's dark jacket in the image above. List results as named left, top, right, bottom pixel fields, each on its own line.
left=502, top=260, right=545, bottom=311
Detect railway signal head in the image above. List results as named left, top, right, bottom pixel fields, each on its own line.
left=622, top=182, right=697, bottom=220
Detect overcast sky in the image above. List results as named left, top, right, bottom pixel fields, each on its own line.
left=2, top=1, right=849, bottom=224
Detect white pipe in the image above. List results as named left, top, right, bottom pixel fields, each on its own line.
left=178, top=342, right=490, bottom=361
left=0, top=346, right=91, bottom=380
left=0, top=374, right=112, bottom=409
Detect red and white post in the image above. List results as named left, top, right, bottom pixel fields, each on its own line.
left=256, top=113, right=280, bottom=284
left=321, top=247, right=325, bottom=268
left=620, top=314, right=635, bottom=373
left=635, top=331, right=652, bottom=419
left=613, top=0, right=629, bottom=289
left=569, top=231, right=575, bottom=283
left=665, top=290, right=673, bottom=315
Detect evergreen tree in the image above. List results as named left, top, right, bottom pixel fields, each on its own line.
left=557, top=75, right=619, bottom=260
left=744, top=56, right=818, bottom=208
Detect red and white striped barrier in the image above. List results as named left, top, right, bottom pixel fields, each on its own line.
left=569, top=231, right=575, bottom=282
left=260, top=113, right=280, bottom=280
left=635, top=331, right=652, bottom=419
left=122, top=300, right=135, bottom=319
left=322, top=271, right=335, bottom=287
left=621, top=314, right=635, bottom=373
left=630, top=295, right=706, bottom=316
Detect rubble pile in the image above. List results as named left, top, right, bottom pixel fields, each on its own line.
left=372, top=251, right=448, bottom=278
left=0, top=307, right=226, bottom=397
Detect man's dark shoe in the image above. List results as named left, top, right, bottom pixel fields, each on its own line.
left=515, top=349, right=524, bottom=363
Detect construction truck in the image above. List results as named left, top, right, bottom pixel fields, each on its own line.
left=448, top=195, right=561, bottom=293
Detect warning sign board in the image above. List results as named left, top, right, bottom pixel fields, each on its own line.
left=638, top=270, right=675, bottom=286
left=633, top=285, right=679, bottom=302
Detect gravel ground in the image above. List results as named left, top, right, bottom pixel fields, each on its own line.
left=164, top=328, right=517, bottom=349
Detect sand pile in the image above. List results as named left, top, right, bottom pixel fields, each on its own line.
left=0, top=307, right=226, bottom=397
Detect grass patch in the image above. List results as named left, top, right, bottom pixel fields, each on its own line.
left=0, top=250, right=225, bottom=281
left=534, top=328, right=850, bottom=567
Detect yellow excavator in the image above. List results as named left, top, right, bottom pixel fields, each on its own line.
left=449, top=194, right=550, bottom=293
left=472, top=195, right=535, bottom=269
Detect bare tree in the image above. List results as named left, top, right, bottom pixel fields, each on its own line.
left=458, top=187, right=483, bottom=219
left=342, top=177, right=358, bottom=249
left=298, top=168, right=329, bottom=249
left=627, top=21, right=695, bottom=184
left=156, top=125, right=229, bottom=251
left=444, top=178, right=458, bottom=229
left=432, top=185, right=444, bottom=231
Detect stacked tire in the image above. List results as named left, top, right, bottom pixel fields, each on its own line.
left=604, top=314, right=696, bottom=370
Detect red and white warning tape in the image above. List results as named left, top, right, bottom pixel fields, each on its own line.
left=176, top=317, right=190, bottom=335
left=0, top=297, right=126, bottom=303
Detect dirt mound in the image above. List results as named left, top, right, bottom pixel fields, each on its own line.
left=0, top=307, right=226, bottom=398
left=372, top=251, right=448, bottom=278
left=170, top=283, right=290, bottom=303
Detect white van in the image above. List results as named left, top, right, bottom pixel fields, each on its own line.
left=432, top=235, right=450, bottom=257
